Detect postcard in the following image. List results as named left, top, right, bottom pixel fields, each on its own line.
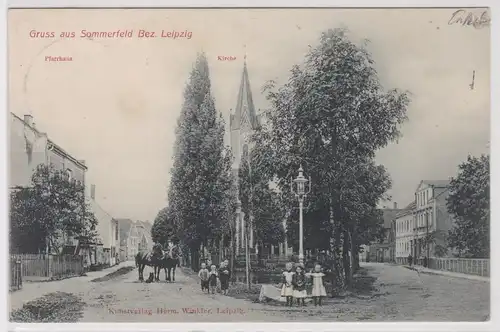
left=7, top=7, right=490, bottom=323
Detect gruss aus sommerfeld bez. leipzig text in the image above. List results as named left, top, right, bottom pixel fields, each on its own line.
left=29, top=29, right=193, bottom=39
left=80, top=29, right=193, bottom=39
left=81, top=29, right=193, bottom=39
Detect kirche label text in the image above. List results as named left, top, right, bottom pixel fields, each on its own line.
left=218, top=56, right=236, bottom=61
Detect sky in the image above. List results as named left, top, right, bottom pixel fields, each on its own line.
left=8, top=8, right=490, bottom=221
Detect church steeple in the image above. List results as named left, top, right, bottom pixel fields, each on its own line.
left=230, top=55, right=259, bottom=132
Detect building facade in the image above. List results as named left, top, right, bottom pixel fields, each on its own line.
left=411, top=180, right=454, bottom=261
left=89, top=184, right=119, bottom=266
left=10, top=113, right=86, bottom=189
left=117, top=219, right=153, bottom=261
left=395, top=201, right=416, bottom=264
left=10, top=113, right=88, bottom=254
left=363, top=203, right=402, bottom=263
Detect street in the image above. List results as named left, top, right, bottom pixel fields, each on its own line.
left=37, top=262, right=489, bottom=322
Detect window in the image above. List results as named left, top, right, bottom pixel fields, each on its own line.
left=115, top=223, right=119, bottom=241
left=66, top=169, right=72, bottom=181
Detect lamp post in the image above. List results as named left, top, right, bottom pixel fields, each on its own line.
left=291, top=165, right=311, bottom=265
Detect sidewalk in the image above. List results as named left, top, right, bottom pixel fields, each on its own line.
left=403, top=264, right=489, bottom=282
left=9, top=261, right=136, bottom=312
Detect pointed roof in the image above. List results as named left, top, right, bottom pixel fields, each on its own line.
left=395, top=201, right=416, bottom=218
left=415, top=179, right=451, bottom=192
left=230, top=60, right=259, bottom=131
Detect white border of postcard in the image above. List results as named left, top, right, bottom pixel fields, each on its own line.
left=2, top=0, right=498, bottom=332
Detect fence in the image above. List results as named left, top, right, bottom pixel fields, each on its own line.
left=15, top=254, right=50, bottom=277
left=428, top=257, right=489, bottom=277
left=50, top=255, right=85, bottom=278
left=11, top=254, right=85, bottom=280
left=10, top=257, right=22, bottom=291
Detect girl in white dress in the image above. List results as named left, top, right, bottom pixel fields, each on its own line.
left=280, top=262, right=295, bottom=307
left=292, top=265, right=307, bottom=306
left=306, top=264, right=327, bottom=306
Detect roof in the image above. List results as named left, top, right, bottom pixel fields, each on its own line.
left=395, top=201, right=416, bottom=218
left=416, top=180, right=451, bottom=192
left=230, top=61, right=260, bottom=131
left=11, top=112, right=87, bottom=170
left=422, top=180, right=451, bottom=187
left=382, top=208, right=402, bottom=228
left=429, top=187, right=450, bottom=202
left=136, top=220, right=153, bottom=244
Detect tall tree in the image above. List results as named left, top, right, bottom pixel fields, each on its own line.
left=151, top=207, right=174, bottom=247
left=168, top=53, right=235, bottom=269
left=10, top=164, right=98, bottom=254
left=252, top=27, right=410, bottom=287
left=239, top=150, right=285, bottom=257
left=447, top=154, right=490, bottom=258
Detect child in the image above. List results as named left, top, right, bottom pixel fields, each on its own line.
left=198, top=262, right=209, bottom=293
left=293, top=264, right=307, bottom=306
left=208, top=264, right=218, bottom=294
left=307, top=263, right=327, bottom=306
left=281, top=262, right=295, bottom=307
left=218, top=260, right=230, bottom=295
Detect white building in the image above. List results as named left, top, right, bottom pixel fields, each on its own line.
left=88, top=184, right=119, bottom=266
left=395, top=180, right=455, bottom=264
left=395, top=201, right=416, bottom=264
left=117, top=219, right=153, bottom=261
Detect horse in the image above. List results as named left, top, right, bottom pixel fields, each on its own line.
left=135, top=244, right=164, bottom=282
left=159, top=244, right=182, bottom=282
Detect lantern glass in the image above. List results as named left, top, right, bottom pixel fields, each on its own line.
left=298, top=181, right=305, bottom=194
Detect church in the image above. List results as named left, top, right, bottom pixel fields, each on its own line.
left=229, top=57, right=291, bottom=258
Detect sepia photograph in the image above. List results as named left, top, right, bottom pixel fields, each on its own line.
left=7, top=6, right=490, bottom=323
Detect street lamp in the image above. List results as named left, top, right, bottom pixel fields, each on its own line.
left=291, top=165, right=311, bottom=265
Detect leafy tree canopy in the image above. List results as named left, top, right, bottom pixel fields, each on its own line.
left=10, top=163, right=98, bottom=254
left=168, top=53, right=235, bottom=249
left=251, top=28, right=409, bottom=254
left=151, top=207, right=175, bottom=247
left=447, top=154, right=490, bottom=258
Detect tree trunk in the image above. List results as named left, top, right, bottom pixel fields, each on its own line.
left=219, top=235, right=223, bottom=264
left=329, top=204, right=345, bottom=296
left=342, top=229, right=352, bottom=287
left=201, top=243, right=205, bottom=261
left=349, top=229, right=358, bottom=273
left=245, top=222, right=251, bottom=290
left=190, top=247, right=200, bottom=272
left=353, top=244, right=360, bottom=272
left=230, top=226, right=235, bottom=284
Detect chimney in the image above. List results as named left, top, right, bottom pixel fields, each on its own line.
left=90, top=184, right=96, bottom=200
left=24, top=114, right=33, bottom=126
left=393, top=202, right=398, bottom=209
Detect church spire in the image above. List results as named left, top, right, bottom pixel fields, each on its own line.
left=230, top=50, right=259, bottom=131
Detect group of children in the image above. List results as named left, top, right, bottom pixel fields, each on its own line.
left=281, top=262, right=327, bottom=307
left=197, top=259, right=327, bottom=306
left=197, top=259, right=231, bottom=295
